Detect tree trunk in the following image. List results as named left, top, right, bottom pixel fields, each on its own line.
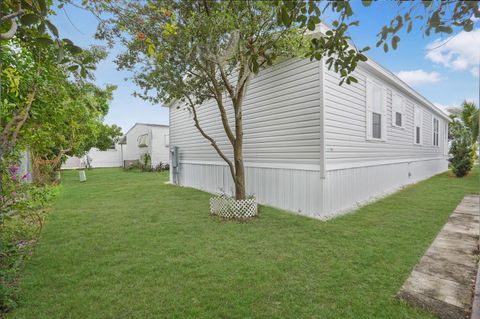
left=233, top=86, right=246, bottom=200
left=233, top=140, right=246, bottom=200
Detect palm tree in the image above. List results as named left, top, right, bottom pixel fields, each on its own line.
left=448, top=101, right=479, bottom=160
left=448, top=101, right=479, bottom=142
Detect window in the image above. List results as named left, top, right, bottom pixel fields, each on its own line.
left=414, top=106, right=423, bottom=145
left=372, top=112, right=382, bottom=138
left=396, top=112, right=402, bottom=126
left=391, top=93, right=405, bottom=128
left=433, top=117, right=440, bottom=146
left=366, top=79, right=386, bottom=140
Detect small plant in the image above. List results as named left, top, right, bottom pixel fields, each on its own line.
left=449, top=121, right=474, bottom=177
left=140, top=153, right=151, bottom=171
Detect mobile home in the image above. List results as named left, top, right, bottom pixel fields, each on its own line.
left=167, top=53, right=449, bottom=219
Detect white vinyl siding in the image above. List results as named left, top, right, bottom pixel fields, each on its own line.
left=414, top=106, right=423, bottom=145
left=391, top=92, right=405, bottom=128
left=365, top=79, right=386, bottom=140
left=164, top=134, right=169, bottom=147
left=170, top=58, right=322, bottom=167
left=323, top=63, right=448, bottom=170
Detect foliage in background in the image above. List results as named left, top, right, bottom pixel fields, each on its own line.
left=274, top=0, right=479, bottom=83
left=0, top=161, right=55, bottom=312
left=124, top=153, right=169, bottom=172
left=1, top=1, right=120, bottom=314
left=449, top=119, right=474, bottom=177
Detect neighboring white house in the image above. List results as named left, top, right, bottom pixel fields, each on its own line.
left=62, top=123, right=170, bottom=169
left=119, top=123, right=170, bottom=168
left=167, top=52, right=450, bottom=219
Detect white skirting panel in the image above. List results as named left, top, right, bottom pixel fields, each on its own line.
left=177, top=162, right=323, bottom=217
left=321, top=158, right=448, bottom=219
left=175, top=158, right=448, bottom=219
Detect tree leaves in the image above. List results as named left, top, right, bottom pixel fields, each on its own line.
left=20, top=14, right=39, bottom=26
left=45, top=20, right=59, bottom=38
left=391, top=35, right=400, bottom=50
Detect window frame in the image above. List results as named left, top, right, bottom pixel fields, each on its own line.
left=365, top=78, right=387, bottom=142
left=432, top=116, right=440, bottom=147
left=413, top=105, right=423, bottom=145
left=391, top=92, right=405, bottom=129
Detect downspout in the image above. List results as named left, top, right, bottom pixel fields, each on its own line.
left=120, top=144, right=124, bottom=168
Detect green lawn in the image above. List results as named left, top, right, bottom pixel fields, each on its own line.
left=7, top=166, right=480, bottom=319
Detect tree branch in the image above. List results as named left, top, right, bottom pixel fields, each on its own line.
left=185, top=95, right=236, bottom=181
left=194, top=60, right=236, bottom=145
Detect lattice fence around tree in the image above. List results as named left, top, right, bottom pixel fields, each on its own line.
left=210, top=196, right=257, bottom=219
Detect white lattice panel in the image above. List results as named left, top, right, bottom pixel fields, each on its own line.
left=210, top=196, right=257, bottom=219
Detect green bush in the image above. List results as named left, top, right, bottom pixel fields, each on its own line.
left=1, top=162, right=55, bottom=313
left=449, top=122, right=474, bottom=177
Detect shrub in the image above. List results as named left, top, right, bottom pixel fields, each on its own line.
left=0, top=162, right=55, bottom=313
left=140, top=153, right=151, bottom=171
left=449, top=122, right=474, bottom=177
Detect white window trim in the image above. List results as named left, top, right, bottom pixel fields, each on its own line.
left=365, top=78, right=387, bottom=142
left=391, top=91, right=405, bottom=129
left=413, top=105, right=423, bottom=146
left=432, top=116, right=440, bottom=148
left=443, top=122, right=449, bottom=156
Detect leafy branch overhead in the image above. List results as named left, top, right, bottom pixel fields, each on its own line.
left=0, top=0, right=95, bottom=78
left=273, top=0, right=479, bottom=84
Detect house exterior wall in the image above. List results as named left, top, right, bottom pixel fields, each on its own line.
left=168, top=57, right=449, bottom=219
left=323, top=62, right=449, bottom=170
left=170, top=58, right=323, bottom=169
left=122, top=123, right=169, bottom=167
left=149, top=126, right=170, bottom=167
left=123, top=124, right=151, bottom=162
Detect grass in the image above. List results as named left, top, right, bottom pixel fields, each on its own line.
left=7, top=166, right=480, bottom=319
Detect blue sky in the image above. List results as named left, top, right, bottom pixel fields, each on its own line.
left=51, top=2, right=479, bottom=133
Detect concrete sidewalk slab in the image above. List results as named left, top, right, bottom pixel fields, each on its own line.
left=397, top=195, right=480, bottom=319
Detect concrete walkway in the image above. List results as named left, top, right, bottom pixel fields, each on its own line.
left=398, top=195, right=480, bottom=319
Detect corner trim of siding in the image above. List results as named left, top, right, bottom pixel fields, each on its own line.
left=179, top=160, right=321, bottom=172
left=326, top=156, right=447, bottom=171
left=319, top=59, right=326, bottom=179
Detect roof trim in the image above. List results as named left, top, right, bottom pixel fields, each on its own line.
left=124, top=122, right=169, bottom=137
left=361, top=58, right=450, bottom=121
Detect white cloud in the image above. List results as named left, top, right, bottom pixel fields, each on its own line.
left=426, top=30, right=480, bottom=74
left=434, top=97, right=479, bottom=115
left=434, top=103, right=455, bottom=114
left=396, top=69, right=442, bottom=86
